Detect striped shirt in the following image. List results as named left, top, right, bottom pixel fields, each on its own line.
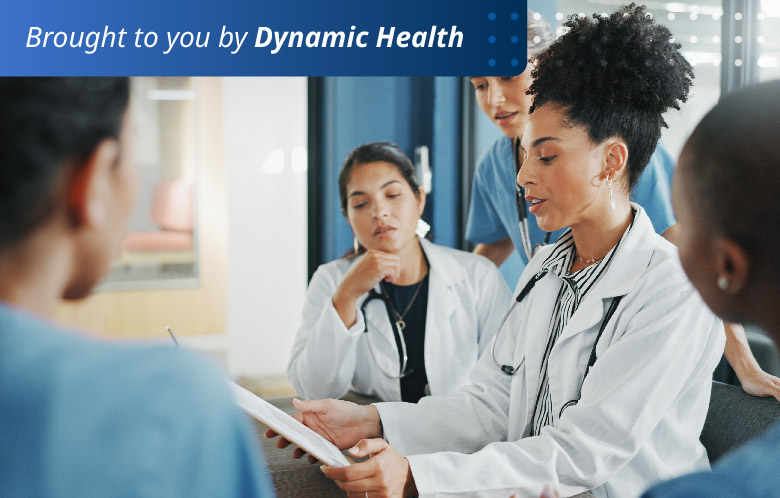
left=530, top=220, right=632, bottom=436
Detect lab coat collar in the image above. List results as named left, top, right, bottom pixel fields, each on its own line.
left=419, top=238, right=461, bottom=349
left=599, top=203, right=658, bottom=300
left=419, top=237, right=468, bottom=288
left=550, top=204, right=661, bottom=346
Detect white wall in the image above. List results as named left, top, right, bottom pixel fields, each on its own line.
left=222, top=77, right=308, bottom=378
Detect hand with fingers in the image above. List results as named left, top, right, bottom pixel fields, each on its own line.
left=264, top=398, right=384, bottom=462
left=332, top=250, right=402, bottom=328
left=321, top=438, right=418, bottom=498
left=738, top=368, right=780, bottom=402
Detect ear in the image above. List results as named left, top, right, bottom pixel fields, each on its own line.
left=67, top=138, right=120, bottom=229
left=715, top=238, right=750, bottom=294
left=602, top=141, right=629, bottom=183
left=416, top=187, right=427, bottom=216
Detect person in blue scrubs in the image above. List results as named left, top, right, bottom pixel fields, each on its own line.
left=642, top=80, right=780, bottom=498
left=466, top=11, right=780, bottom=402
left=467, top=12, right=676, bottom=271
left=0, top=78, right=275, bottom=498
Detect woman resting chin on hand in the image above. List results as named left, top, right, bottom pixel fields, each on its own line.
left=273, top=6, right=724, bottom=498
left=287, top=142, right=510, bottom=404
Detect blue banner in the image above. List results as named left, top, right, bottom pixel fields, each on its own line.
left=1, top=0, right=527, bottom=76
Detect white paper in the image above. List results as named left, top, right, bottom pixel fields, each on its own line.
left=229, top=383, right=350, bottom=468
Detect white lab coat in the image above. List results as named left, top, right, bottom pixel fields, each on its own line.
left=376, top=206, right=725, bottom=498
left=288, top=237, right=511, bottom=401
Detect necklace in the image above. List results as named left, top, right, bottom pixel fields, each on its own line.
left=574, top=247, right=606, bottom=266
left=380, top=278, right=425, bottom=331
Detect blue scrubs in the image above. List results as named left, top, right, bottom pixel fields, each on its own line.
left=0, top=302, right=275, bottom=498
left=466, top=135, right=677, bottom=278
left=642, top=421, right=780, bottom=497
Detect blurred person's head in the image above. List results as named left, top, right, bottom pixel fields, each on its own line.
left=338, top=142, right=425, bottom=256
left=518, top=4, right=691, bottom=233
left=469, top=10, right=554, bottom=139
left=0, top=78, right=133, bottom=306
left=673, top=80, right=780, bottom=333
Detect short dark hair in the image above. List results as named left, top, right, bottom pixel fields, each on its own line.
left=0, top=77, right=130, bottom=250
left=680, top=79, right=780, bottom=271
left=338, top=142, right=420, bottom=216
left=528, top=4, right=693, bottom=190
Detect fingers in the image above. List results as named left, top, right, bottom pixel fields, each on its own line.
left=322, top=439, right=389, bottom=482
left=264, top=427, right=303, bottom=453
left=263, top=429, right=294, bottom=449
left=336, top=476, right=378, bottom=494
left=357, top=250, right=402, bottom=285
left=321, top=460, right=376, bottom=483
left=271, top=437, right=311, bottom=459
left=292, top=397, right=333, bottom=414
left=376, top=254, right=402, bottom=283
left=292, top=447, right=311, bottom=460
left=348, top=438, right=390, bottom=458
left=745, top=374, right=780, bottom=402
left=291, top=397, right=316, bottom=412
left=765, top=376, right=780, bottom=402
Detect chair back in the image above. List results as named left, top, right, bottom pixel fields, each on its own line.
left=701, top=381, right=780, bottom=463
left=150, top=180, right=194, bottom=232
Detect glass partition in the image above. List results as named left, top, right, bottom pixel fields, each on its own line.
left=100, top=77, right=199, bottom=290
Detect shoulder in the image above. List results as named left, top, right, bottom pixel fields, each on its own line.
left=423, top=239, right=502, bottom=278
left=639, top=233, right=690, bottom=294
left=0, top=312, right=264, bottom=495
left=475, top=136, right=513, bottom=176
left=431, top=242, right=496, bottom=269
left=310, top=257, right=354, bottom=286
left=67, top=340, right=238, bottom=431
left=649, top=141, right=676, bottom=170
left=23, top=325, right=242, bottom=443
left=511, top=243, right=555, bottom=293
left=643, top=471, right=742, bottom=498
left=644, top=425, right=780, bottom=498
left=639, top=141, right=675, bottom=179
left=604, top=206, right=689, bottom=298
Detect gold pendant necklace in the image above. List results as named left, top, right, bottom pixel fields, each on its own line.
left=381, top=278, right=424, bottom=331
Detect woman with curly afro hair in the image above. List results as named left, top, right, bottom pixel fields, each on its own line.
left=271, top=5, right=725, bottom=497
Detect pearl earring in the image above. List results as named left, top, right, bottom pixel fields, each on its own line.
left=718, top=276, right=729, bottom=290
left=354, top=237, right=359, bottom=255
left=607, top=175, right=616, bottom=211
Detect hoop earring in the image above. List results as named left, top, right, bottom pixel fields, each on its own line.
left=718, top=276, right=729, bottom=290
left=354, top=237, right=360, bottom=255
left=607, top=175, right=616, bottom=211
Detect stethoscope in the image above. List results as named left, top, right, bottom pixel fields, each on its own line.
left=512, top=136, right=552, bottom=262
left=490, top=269, right=624, bottom=417
left=359, top=288, right=413, bottom=380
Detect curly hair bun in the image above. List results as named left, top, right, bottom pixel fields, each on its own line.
left=530, top=3, right=692, bottom=116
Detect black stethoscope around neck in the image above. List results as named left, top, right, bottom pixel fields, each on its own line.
left=513, top=136, right=552, bottom=262
left=360, top=288, right=414, bottom=380
left=490, top=269, right=624, bottom=417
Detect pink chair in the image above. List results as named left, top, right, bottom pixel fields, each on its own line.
left=121, top=181, right=195, bottom=260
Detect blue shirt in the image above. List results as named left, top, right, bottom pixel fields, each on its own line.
left=642, top=420, right=780, bottom=497
left=0, top=302, right=275, bottom=498
left=466, top=135, right=676, bottom=274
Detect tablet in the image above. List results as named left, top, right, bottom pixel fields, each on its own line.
left=229, top=383, right=351, bottom=468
